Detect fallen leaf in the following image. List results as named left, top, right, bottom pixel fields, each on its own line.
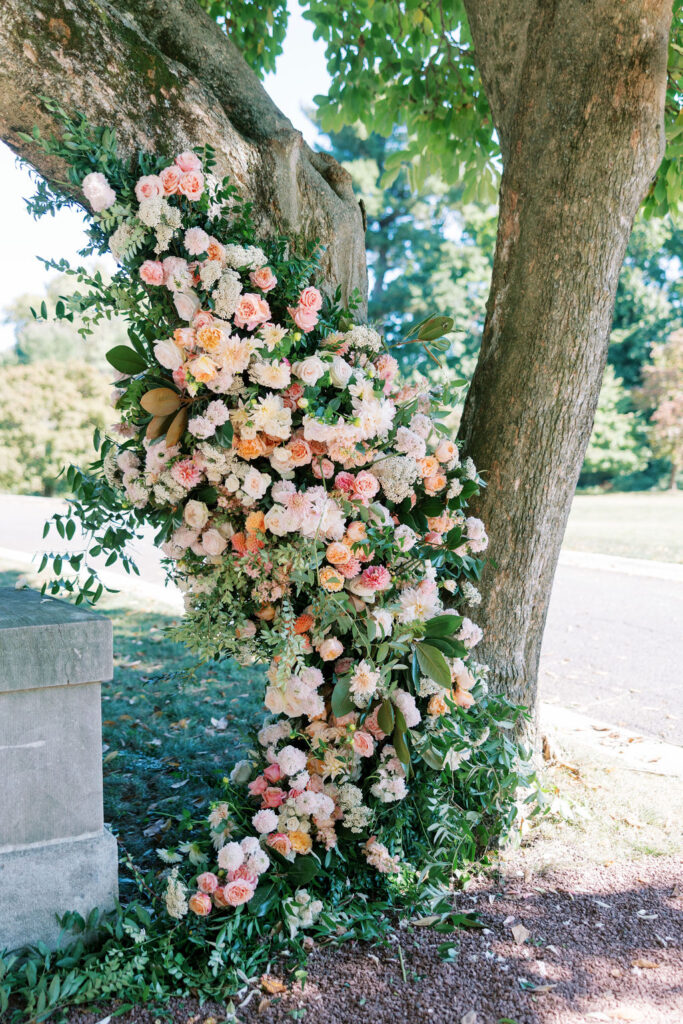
left=503, top=915, right=516, bottom=927
left=461, top=1012, right=478, bottom=1024
left=261, top=975, right=287, bottom=995
left=632, top=958, right=660, bottom=969
left=257, top=999, right=271, bottom=1014
left=512, top=923, right=530, bottom=945
left=413, top=914, right=441, bottom=927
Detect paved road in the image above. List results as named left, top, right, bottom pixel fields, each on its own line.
left=0, top=495, right=681, bottom=745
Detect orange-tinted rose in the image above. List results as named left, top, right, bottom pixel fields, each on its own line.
left=237, top=437, right=265, bottom=460
left=245, top=511, right=266, bottom=535
left=288, top=831, right=313, bottom=854
left=326, top=542, right=352, bottom=566
left=319, top=567, right=344, bottom=593
left=188, top=892, right=212, bottom=916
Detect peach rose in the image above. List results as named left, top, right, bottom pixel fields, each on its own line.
left=159, top=165, right=182, bottom=194
left=224, top=880, right=255, bottom=907
left=237, top=437, right=265, bottom=460
left=326, top=542, right=352, bottom=566
left=206, top=238, right=226, bottom=262
left=353, top=471, right=380, bottom=503
left=175, top=150, right=202, bottom=173
left=298, top=286, right=323, bottom=312
left=352, top=730, right=375, bottom=758
left=288, top=830, right=313, bottom=854
left=418, top=456, right=440, bottom=478
left=287, top=437, right=313, bottom=466
left=201, top=529, right=228, bottom=556
left=235, top=620, right=257, bottom=639
left=255, top=604, right=276, bottom=621
left=213, top=885, right=229, bottom=908
left=267, top=832, right=292, bottom=857
left=345, top=521, right=367, bottom=543
left=234, top=293, right=271, bottom=332
left=424, top=473, right=448, bottom=494
left=288, top=305, right=319, bottom=333
left=318, top=637, right=344, bottom=661
left=196, top=871, right=219, bottom=894
left=139, top=260, right=164, bottom=286
left=428, top=693, right=448, bottom=716
left=435, top=439, right=458, bottom=463
left=188, top=354, right=217, bottom=383
left=249, top=266, right=278, bottom=292
left=196, top=324, right=223, bottom=353
left=319, top=566, right=344, bottom=593
left=179, top=170, right=205, bottom=201
left=135, top=174, right=163, bottom=202
left=174, top=327, right=196, bottom=350
left=245, top=510, right=266, bottom=534
left=193, top=310, right=215, bottom=330
left=188, top=892, right=212, bottom=916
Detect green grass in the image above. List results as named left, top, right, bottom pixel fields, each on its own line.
left=0, top=567, right=264, bottom=902
left=563, top=491, right=683, bottom=563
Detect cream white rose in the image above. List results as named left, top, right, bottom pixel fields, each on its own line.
left=184, top=500, right=209, bottom=530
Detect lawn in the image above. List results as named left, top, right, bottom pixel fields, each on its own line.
left=564, top=491, right=683, bottom=563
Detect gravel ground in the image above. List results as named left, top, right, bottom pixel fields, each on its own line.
left=63, top=856, right=682, bottom=1024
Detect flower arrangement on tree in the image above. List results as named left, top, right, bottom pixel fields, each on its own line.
left=29, top=106, right=531, bottom=941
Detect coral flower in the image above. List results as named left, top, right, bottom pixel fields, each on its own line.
left=289, top=831, right=313, bottom=855
left=294, top=613, right=315, bottom=635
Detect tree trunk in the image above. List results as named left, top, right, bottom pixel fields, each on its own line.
left=0, top=0, right=367, bottom=304
left=459, top=0, right=673, bottom=736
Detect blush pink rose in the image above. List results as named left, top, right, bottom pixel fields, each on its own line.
left=174, top=290, right=201, bottom=322
left=261, top=786, right=286, bottom=808
left=139, top=260, right=164, bottom=286
left=353, top=471, right=380, bottom=503
left=248, top=775, right=268, bottom=797
left=263, top=762, right=282, bottom=783
left=234, top=293, right=271, bottom=332
left=298, top=286, right=323, bottom=312
left=175, top=150, right=203, bottom=173
left=172, top=365, right=188, bottom=391
left=288, top=305, right=319, bottom=333
left=201, top=528, right=227, bottom=556
left=193, top=310, right=215, bottom=330
left=179, top=170, right=205, bottom=201
left=318, top=637, right=344, bottom=661
left=196, top=871, right=219, bottom=894
left=228, top=865, right=259, bottom=886
left=135, top=174, right=163, bottom=202
left=360, top=565, right=392, bottom=591
left=249, top=267, right=278, bottom=292
left=223, top=880, right=254, bottom=907
left=266, top=832, right=292, bottom=857
left=81, top=172, right=116, bottom=212
left=184, top=227, right=210, bottom=256
left=159, top=165, right=182, bottom=194
left=334, top=472, right=355, bottom=492
left=188, top=892, right=212, bottom=916
left=312, top=458, right=335, bottom=480
left=282, top=382, right=305, bottom=409
left=353, top=730, right=375, bottom=758
left=364, top=705, right=387, bottom=740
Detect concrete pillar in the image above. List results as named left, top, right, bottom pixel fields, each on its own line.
left=0, top=588, right=118, bottom=950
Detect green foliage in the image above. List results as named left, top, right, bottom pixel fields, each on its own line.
left=0, top=361, right=110, bottom=497
left=580, top=366, right=649, bottom=486
left=197, top=0, right=289, bottom=76
left=637, top=328, right=683, bottom=488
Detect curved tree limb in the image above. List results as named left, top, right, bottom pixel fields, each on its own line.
left=0, top=0, right=367, bottom=304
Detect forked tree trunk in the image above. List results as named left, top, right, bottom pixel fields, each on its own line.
left=0, top=0, right=367, bottom=304
left=459, top=0, right=673, bottom=736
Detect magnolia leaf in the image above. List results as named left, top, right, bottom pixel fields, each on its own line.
left=377, top=699, right=394, bottom=734
left=420, top=746, right=444, bottom=771
left=165, top=407, right=189, bottom=447
left=140, top=387, right=182, bottom=416
left=394, top=706, right=408, bottom=734
left=393, top=727, right=410, bottom=767
left=106, top=345, right=147, bottom=375
left=414, top=642, right=452, bottom=688
left=146, top=414, right=174, bottom=440
left=331, top=677, right=354, bottom=718
left=283, top=854, right=320, bottom=886
left=424, top=614, right=463, bottom=638
left=417, top=315, right=455, bottom=341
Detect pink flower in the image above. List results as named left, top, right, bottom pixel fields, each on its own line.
left=139, top=260, right=164, bottom=286
left=196, top=872, right=219, bottom=894
left=263, top=763, right=282, bottom=783
left=135, top=174, right=163, bottom=202
left=159, top=165, right=182, bottom=194
left=81, top=172, right=116, bottom=212
left=179, top=171, right=204, bottom=201
left=334, top=472, right=356, bottom=492
left=318, top=637, right=344, bottom=661
left=184, top=227, right=210, bottom=256
left=312, top=458, right=335, bottom=480
left=338, top=558, right=362, bottom=579
left=170, top=459, right=202, bottom=490
left=364, top=705, right=387, bottom=740
left=249, top=267, right=278, bottom=292
left=248, top=775, right=268, bottom=797
left=298, top=286, right=323, bottom=312
left=174, top=327, right=196, bottom=350
left=228, top=865, right=259, bottom=887
left=282, top=382, right=305, bottom=409
left=375, top=353, right=399, bottom=382
left=252, top=809, right=278, bottom=834
left=174, top=290, right=201, bottom=322
left=360, top=565, right=392, bottom=591
left=234, top=293, right=271, bottom=332
left=267, top=832, right=292, bottom=857
left=353, top=730, right=375, bottom=758
left=188, top=892, right=212, bottom=916
left=262, top=786, right=286, bottom=808
left=288, top=305, right=319, bottom=333
left=213, top=885, right=229, bottom=908
left=172, top=365, right=188, bottom=391
left=201, top=529, right=227, bottom=556
left=353, top=471, right=380, bottom=503
left=223, top=880, right=255, bottom=907
left=175, top=150, right=203, bottom=173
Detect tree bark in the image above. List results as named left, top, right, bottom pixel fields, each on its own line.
left=0, top=0, right=367, bottom=305
left=459, top=0, right=673, bottom=736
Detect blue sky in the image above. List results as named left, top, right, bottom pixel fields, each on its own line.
left=0, top=4, right=330, bottom=350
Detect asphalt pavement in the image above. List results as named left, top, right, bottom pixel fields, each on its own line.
left=0, top=494, right=680, bottom=745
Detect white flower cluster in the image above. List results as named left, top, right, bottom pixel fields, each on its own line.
left=283, top=889, right=323, bottom=937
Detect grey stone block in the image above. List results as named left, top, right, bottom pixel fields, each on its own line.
left=0, top=589, right=118, bottom=950
left=0, top=829, right=119, bottom=952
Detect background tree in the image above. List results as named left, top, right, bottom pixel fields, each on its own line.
left=0, top=361, right=110, bottom=496
left=638, top=329, right=683, bottom=488
left=0, top=0, right=678, bottom=738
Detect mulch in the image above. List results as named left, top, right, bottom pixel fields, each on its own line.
left=65, top=856, right=683, bottom=1024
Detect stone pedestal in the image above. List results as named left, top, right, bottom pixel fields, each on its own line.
left=0, top=588, right=118, bottom=951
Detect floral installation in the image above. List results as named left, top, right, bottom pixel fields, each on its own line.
left=28, top=106, right=532, bottom=950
